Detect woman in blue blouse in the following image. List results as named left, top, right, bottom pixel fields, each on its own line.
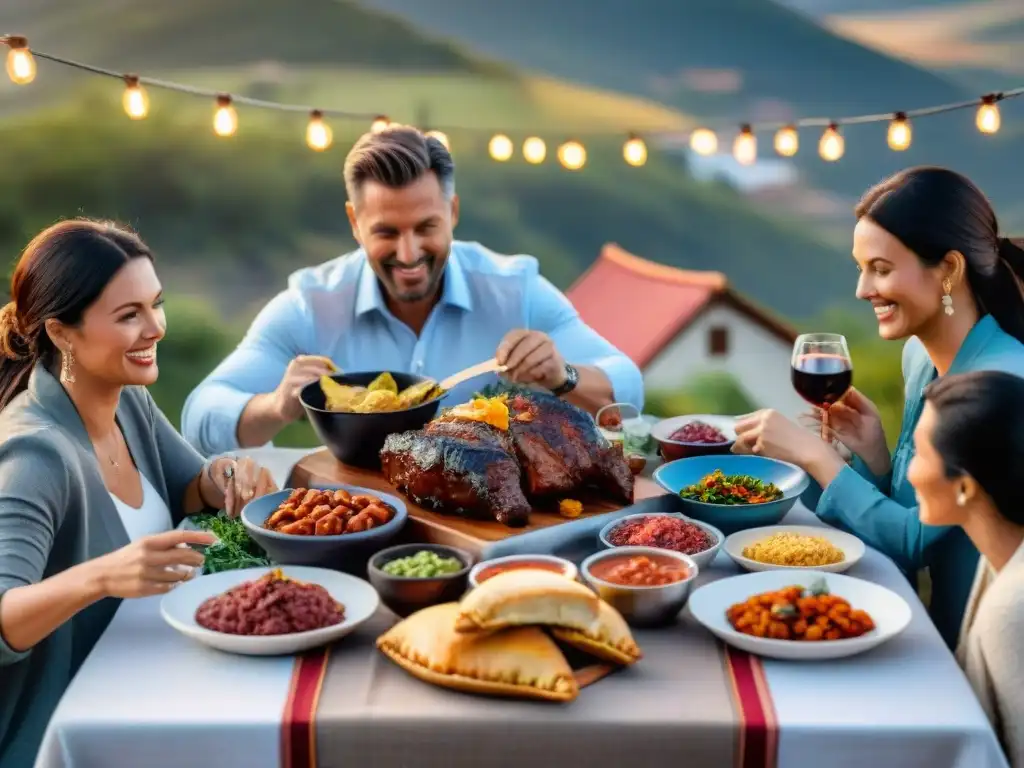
left=733, top=166, right=1024, bottom=650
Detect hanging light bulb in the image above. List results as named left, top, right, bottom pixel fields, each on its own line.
left=774, top=125, right=798, bottom=157
left=371, top=115, right=390, bottom=133
left=4, top=35, right=36, bottom=85
left=557, top=140, right=586, bottom=171
left=523, top=136, right=546, bottom=164
left=887, top=112, right=912, bottom=151
left=976, top=95, right=1001, bottom=134
left=121, top=74, right=149, bottom=120
left=733, top=124, right=757, bottom=165
left=306, top=110, right=333, bottom=151
left=425, top=130, right=449, bottom=150
left=489, top=134, right=514, bottom=161
left=819, top=123, right=844, bottom=162
left=213, top=94, right=238, bottom=138
left=623, top=133, right=647, bottom=166
left=690, top=128, right=718, bottom=156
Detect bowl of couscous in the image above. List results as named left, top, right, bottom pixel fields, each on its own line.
left=722, top=525, right=865, bottom=573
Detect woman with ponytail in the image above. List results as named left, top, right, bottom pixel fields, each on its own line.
left=730, top=167, right=1024, bottom=651
left=0, top=220, right=277, bottom=767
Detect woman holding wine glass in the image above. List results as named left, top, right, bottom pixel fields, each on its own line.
left=732, top=166, right=1024, bottom=651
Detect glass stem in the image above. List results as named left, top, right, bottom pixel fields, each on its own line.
left=821, top=406, right=829, bottom=442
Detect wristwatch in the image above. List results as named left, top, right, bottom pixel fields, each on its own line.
left=551, top=364, right=579, bottom=397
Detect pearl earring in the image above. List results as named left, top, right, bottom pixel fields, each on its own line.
left=942, top=278, right=954, bottom=316
left=956, top=489, right=967, bottom=507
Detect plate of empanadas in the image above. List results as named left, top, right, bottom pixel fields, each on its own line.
left=376, top=569, right=642, bottom=702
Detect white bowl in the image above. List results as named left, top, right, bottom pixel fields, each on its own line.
left=160, top=566, right=379, bottom=656
left=723, top=525, right=866, bottom=574
left=688, top=570, right=912, bottom=661
left=599, top=512, right=724, bottom=571
left=468, top=554, right=578, bottom=589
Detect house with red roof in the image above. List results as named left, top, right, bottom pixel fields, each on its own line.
left=567, top=243, right=806, bottom=417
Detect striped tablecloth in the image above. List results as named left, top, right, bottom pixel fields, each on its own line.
left=35, top=506, right=1008, bottom=768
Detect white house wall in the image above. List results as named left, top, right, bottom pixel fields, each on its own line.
left=642, top=303, right=808, bottom=419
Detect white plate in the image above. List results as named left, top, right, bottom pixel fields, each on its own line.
left=650, top=414, right=737, bottom=448
left=723, top=525, right=866, bottom=574
left=160, top=566, right=379, bottom=656
left=688, top=571, right=911, bottom=660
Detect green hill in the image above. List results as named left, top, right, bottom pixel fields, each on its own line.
left=0, top=0, right=494, bottom=74
left=349, top=0, right=1024, bottom=214
left=0, top=91, right=853, bottom=320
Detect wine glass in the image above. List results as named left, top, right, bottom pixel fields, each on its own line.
left=791, top=333, right=853, bottom=441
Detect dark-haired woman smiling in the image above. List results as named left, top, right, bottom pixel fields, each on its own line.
left=0, top=220, right=278, bottom=767
left=909, top=371, right=1024, bottom=766
left=732, top=167, right=1024, bottom=651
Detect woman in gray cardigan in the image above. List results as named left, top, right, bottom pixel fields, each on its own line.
left=0, top=220, right=278, bottom=767
left=908, top=370, right=1024, bottom=766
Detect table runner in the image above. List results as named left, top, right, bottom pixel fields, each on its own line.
left=281, top=610, right=778, bottom=768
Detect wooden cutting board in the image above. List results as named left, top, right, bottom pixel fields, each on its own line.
left=289, top=448, right=664, bottom=554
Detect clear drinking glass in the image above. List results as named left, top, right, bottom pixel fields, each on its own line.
left=791, top=333, right=853, bottom=440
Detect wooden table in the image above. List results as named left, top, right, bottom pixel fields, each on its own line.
left=290, top=448, right=664, bottom=554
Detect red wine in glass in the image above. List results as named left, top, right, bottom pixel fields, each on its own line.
left=791, top=334, right=852, bottom=440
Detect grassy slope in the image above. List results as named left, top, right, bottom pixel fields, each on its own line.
left=348, top=0, right=1024, bottom=213
left=0, top=0, right=855, bottom=319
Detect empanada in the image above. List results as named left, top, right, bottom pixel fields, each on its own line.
left=551, top=600, right=642, bottom=666
left=455, top=569, right=600, bottom=634
left=376, top=603, right=578, bottom=702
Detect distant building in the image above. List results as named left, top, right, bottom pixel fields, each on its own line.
left=567, top=243, right=806, bottom=418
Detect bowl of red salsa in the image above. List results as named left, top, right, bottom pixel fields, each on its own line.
left=468, top=554, right=578, bottom=589
left=651, top=415, right=736, bottom=461
left=581, top=546, right=699, bottom=627
left=598, top=512, right=723, bottom=570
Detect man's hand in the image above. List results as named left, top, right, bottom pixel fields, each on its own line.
left=272, top=355, right=338, bottom=423
left=496, top=330, right=567, bottom=391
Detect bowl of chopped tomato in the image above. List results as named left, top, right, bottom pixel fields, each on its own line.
left=581, top=546, right=700, bottom=627
left=652, top=455, right=809, bottom=535
left=598, top=512, right=723, bottom=570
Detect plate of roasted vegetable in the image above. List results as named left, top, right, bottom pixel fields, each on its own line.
left=688, top=571, right=911, bottom=660
left=300, top=371, right=447, bottom=467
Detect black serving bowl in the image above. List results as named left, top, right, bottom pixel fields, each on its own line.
left=300, top=371, right=444, bottom=469
left=367, top=543, right=475, bottom=618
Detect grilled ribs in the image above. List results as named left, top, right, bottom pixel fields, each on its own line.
left=380, top=390, right=634, bottom=527
left=380, top=419, right=532, bottom=527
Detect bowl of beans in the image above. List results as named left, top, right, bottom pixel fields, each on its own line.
left=368, top=543, right=475, bottom=618
left=599, top=512, right=723, bottom=570
left=581, top=546, right=699, bottom=627
left=651, top=415, right=736, bottom=461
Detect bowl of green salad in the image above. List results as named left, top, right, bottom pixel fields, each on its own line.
left=368, top=543, right=475, bottom=617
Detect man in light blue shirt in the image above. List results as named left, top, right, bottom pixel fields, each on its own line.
left=182, top=125, right=642, bottom=455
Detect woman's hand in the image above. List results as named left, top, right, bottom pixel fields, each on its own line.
left=203, top=456, right=279, bottom=517
left=89, top=529, right=216, bottom=599
left=732, top=408, right=849, bottom=487
left=800, top=387, right=890, bottom=477
left=733, top=409, right=825, bottom=466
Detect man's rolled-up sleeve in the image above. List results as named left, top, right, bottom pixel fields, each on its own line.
left=525, top=273, right=644, bottom=410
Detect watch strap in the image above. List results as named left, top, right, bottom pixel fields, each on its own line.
left=551, top=364, right=579, bottom=396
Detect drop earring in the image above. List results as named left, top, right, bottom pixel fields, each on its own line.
left=60, top=345, right=76, bottom=385
left=956, top=488, right=967, bottom=507
left=942, top=278, right=954, bottom=316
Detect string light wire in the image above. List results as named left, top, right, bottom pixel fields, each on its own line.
left=4, top=34, right=1024, bottom=164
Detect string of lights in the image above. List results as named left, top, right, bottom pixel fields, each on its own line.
left=4, top=33, right=1024, bottom=170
